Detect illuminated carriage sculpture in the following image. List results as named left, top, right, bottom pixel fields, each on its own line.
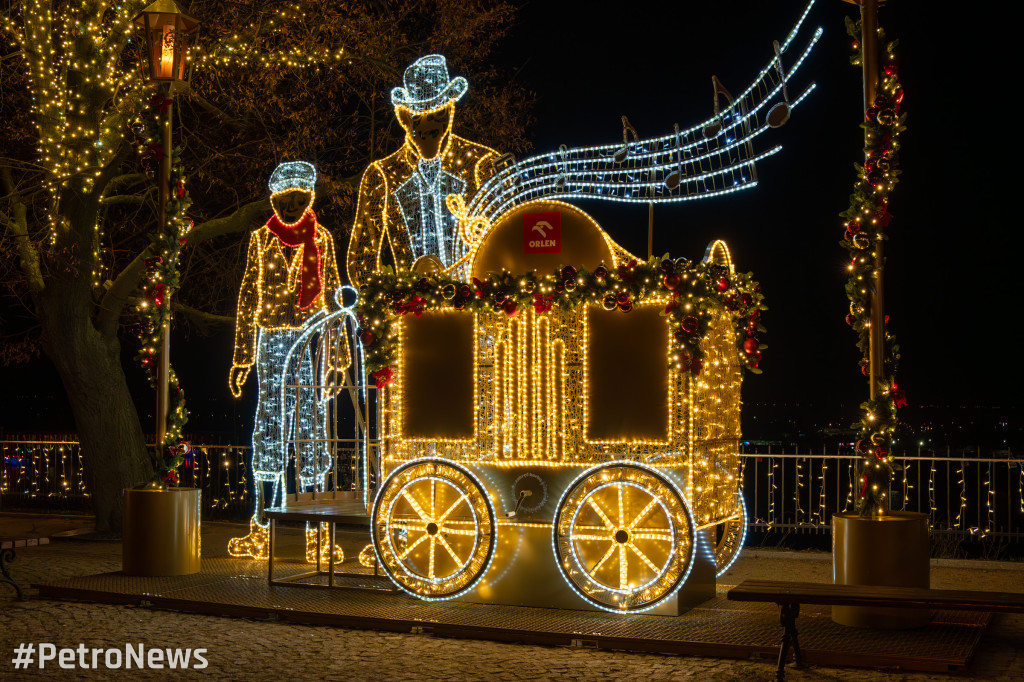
left=357, top=203, right=757, bottom=615
left=279, top=1, right=821, bottom=614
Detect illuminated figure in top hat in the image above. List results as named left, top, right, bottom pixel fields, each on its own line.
left=347, top=54, right=499, bottom=287
left=228, top=161, right=343, bottom=561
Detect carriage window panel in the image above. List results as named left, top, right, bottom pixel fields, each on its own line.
left=401, top=311, right=475, bottom=439
left=586, top=305, right=669, bottom=442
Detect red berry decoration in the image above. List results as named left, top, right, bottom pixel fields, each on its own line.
left=663, top=273, right=680, bottom=290
left=680, top=315, right=698, bottom=334
left=742, top=337, right=759, bottom=355
left=715, top=277, right=730, bottom=293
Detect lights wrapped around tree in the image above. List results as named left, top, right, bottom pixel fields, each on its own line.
left=839, top=16, right=906, bottom=514
left=132, top=91, right=193, bottom=483
left=356, top=255, right=766, bottom=388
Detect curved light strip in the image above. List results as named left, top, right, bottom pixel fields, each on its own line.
left=465, top=21, right=823, bottom=223
left=715, top=490, right=748, bottom=578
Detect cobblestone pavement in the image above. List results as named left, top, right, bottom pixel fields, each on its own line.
left=1, top=514, right=1022, bottom=680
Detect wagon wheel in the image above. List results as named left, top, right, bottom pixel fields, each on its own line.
left=553, top=462, right=695, bottom=612
left=715, top=490, right=747, bottom=577
left=371, top=458, right=495, bottom=600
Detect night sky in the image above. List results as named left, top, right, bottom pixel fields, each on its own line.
left=2, top=1, right=1019, bottom=440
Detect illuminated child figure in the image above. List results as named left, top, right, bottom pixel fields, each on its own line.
left=228, top=161, right=343, bottom=561
left=347, top=54, right=499, bottom=287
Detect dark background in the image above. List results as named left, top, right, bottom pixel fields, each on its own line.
left=2, top=1, right=1019, bottom=449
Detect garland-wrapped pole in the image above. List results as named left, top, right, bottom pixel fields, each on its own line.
left=156, top=88, right=173, bottom=450
left=841, top=1, right=907, bottom=516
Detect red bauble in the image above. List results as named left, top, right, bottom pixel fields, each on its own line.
left=742, top=337, right=759, bottom=355
left=594, top=265, right=608, bottom=280
left=560, top=265, right=577, bottom=281
left=615, top=290, right=630, bottom=305
left=416, top=278, right=430, bottom=291
left=618, top=301, right=633, bottom=313
left=663, top=273, right=680, bottom=290
left=493, top=291, right=506, bottom=304
left=673, top=329, right=687, bottom=343
left=659, top=258, right=674, bottom=273
left=873, top=445, right=889, bottom=460
left=689, top=358, right=702, bottom=375
left=860, top=364, right=870, bottom=377
left=458, top=284, right=472, bottom=299
left=359, top=330, right=375, bottom=346
left=845, top=313, right=855, bottom=326
left=883, top=63, right=898, bottom=76
left=680, top=315, right=698, bottom=334
left=453, top=298, right=466, bottom=311
left=502, top=299, right=519, bottom=317
left=740, top=293, right=753, bottom=308
left=715, top=277, right=730, bottom=292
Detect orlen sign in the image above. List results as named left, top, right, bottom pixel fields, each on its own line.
left=523, top=211, right=561, bottom=254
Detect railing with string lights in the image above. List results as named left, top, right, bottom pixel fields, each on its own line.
left=0, top=440, right=252, bottom=519
left=740, top=448, right=1024, bottom=539
left=5, top=440, right=1021, bottom=540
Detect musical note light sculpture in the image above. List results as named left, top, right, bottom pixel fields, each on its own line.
left=449, top=0, right=821, bottom=257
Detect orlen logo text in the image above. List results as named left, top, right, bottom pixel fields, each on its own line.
left=523, top=211, right=561, bottom=254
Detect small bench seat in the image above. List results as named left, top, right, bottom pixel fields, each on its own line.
left=727, top=580, right=1024, bottom=681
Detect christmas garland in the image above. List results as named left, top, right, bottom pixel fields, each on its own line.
left=356, top=256, right=766, bottom=389
left=840, top=17, right=907, bottom=514
left=132, top=92, right=192, bottom=485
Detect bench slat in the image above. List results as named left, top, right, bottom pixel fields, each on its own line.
left=727, top=579, right=1024, bottom=613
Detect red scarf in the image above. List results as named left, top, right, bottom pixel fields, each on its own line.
left=266, top=209, right=322, bottom=309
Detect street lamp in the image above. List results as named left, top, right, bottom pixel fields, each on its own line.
left=132, top=0, right=200, bottom=449
left=133, top=0, right=199, bottom=89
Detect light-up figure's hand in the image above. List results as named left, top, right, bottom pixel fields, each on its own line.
left=229, top=365, right=251, bottom=398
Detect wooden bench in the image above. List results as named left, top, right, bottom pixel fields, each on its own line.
left=263, top=502, right=377, bottom=588
left=727, top=580, right=1024, bottom=681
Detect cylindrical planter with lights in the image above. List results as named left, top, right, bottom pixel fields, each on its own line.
left=832, top=512, right=929, bottom=628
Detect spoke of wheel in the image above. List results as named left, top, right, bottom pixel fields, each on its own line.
left=617, top=483, right=625, bottom=527
left=401, top=490, right=430, bottom=521
left=587, top=498, right=615, bottom=530
left=438, top=493, right=469, bottom=523
left=397, top=531, right=428, bottom=560
left=631, top=530, right=674, bottom=542
left=587, top=542, right=617, bottom=576
left=618, top=544, right=628, bottom=590
left=628, top=542, right=661, bottom=573
left=628, top=497, right=659, bottom=530
left=391, top=519, right=429, bottom=530
left=436, top=533, right=464, bottom=567
left=428, top=536, right=436, bottom=578
left=438, top=527, right=478, bottom=536
left=572, top=533, right=613, bottom=542
left=430, top=479, right=436, bottom=520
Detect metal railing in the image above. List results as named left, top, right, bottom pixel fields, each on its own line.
left=4, top=440, right=1022, bottom=541
left=740, top=448, right=1024, bottom=539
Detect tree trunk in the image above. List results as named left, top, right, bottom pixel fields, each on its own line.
left=37, top=283, right=152, bottom=533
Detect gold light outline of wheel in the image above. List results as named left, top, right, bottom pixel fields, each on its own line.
left=715, top=490, right=747, bottom=577
left=371, top=458, right=495, bottom=601
left=552, top=462, right=695, bottom=613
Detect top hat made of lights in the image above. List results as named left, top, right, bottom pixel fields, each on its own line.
left=132, top=0, right=200, bottom=90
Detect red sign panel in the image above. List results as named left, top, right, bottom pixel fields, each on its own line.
left=523, top=211, right=561, bottom=254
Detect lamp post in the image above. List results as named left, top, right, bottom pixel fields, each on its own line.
left=132, top=0, right=199, bottom=448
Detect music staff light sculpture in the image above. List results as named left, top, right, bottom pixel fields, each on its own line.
left=447, top=1, right=821, bottom=269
